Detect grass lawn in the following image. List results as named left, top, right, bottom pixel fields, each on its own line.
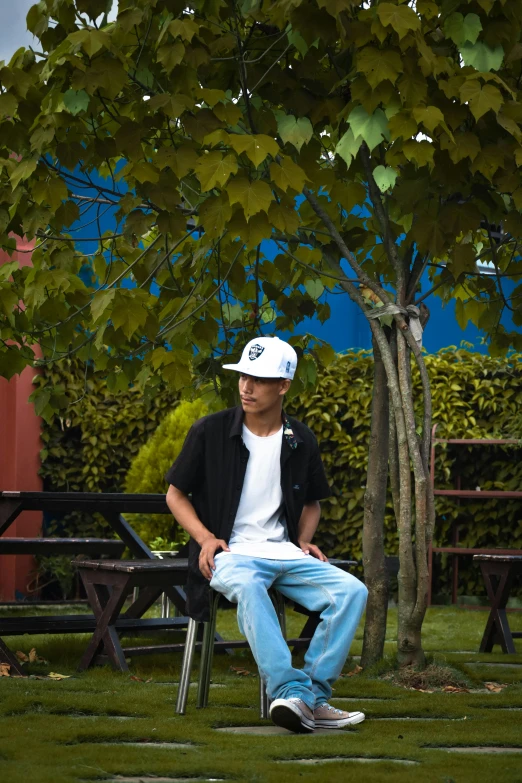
left=0, top=602, right=521, bottom=783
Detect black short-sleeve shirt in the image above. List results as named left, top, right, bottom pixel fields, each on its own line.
left=165, top=406, right=331, bottom=620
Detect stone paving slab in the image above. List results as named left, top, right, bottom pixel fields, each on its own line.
left=101, top=778, right=224, bottom=782
left=437, top=746, right=522, bottom=754
left=214, top=726, right=347, bottom=735
left=277, top=756, right=418, bottom=765
left=95, top=742, right=195, bottom=749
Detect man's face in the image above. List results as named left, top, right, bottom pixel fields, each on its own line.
left=238, top=373, right=290, bottom=413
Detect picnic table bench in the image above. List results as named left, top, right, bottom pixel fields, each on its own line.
left=0, top=491, right=191, bottom=675
left=474, top=554, right=522, bottom=654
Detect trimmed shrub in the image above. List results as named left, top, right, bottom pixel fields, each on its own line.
left=124, top=399, right=209, bottom=546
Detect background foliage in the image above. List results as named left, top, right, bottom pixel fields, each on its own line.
left=288, top=346, right=522, bottom=598
left=39, top=348, right=522, bottom=598
left=37, top=357, right=177, bottom=543
left=124, top=398, right=210, bottom=545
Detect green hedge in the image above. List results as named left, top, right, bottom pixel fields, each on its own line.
left=287, top=348, right=522, bottom=597
left=38, top=350, right=522, bottom=598
left=37, top=358, right=178, bottom=543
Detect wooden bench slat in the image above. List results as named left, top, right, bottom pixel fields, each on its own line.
left=0, top=538, right=125, bottom=555
left=0, top=615, right=188, bottom=636
left=432, top=547, right=522, bottom=556
left=76, top=558, right=189, bottom=573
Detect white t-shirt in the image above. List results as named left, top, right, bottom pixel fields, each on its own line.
left=215, top=424, right=307, bottom=561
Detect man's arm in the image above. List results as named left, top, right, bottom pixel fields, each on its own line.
left=166, top=485, right=230, bottom=580
left=297, top=500, right=328, bottom=562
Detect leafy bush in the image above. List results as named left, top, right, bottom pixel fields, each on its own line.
left=124, top=398, right=209, bottom=545
left=37, top=358, right=178, bottom=541
left=39, top=349, right=522, bottom=598
left=287, top=348, right=522, bottom=598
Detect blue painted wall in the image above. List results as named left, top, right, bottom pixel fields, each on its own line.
left=70, top=171, right=518, bottom=355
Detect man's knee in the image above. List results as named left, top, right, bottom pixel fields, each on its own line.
left=337, top=573, right=368, bottom=608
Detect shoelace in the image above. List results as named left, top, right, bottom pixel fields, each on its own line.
left=323, top=704, right=344, bottom=715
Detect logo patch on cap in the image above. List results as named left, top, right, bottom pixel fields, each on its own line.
left=249, top=344, right=264, bottom=360
left=286, top=361, right=291, bottom=373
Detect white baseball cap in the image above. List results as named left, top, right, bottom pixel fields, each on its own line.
left=223, top=336, right=298, bottom=380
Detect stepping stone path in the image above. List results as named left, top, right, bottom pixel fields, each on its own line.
left=277, top=756, right=418, bottom=765
left=332, top=697, right=395, bottom=702
left=95, top=741, right=194, bottom=749
left=437, top=747, right=522, bottom=754
left=103, top=778, right=224, bottom=782
left=215, top=726, right=347, bottom=735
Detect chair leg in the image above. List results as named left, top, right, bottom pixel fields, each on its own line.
left=197, top=590, right=220, bottom=709
left=259, top=590, right=287, bottom=718
left=259, top=677, right=270, bottom=719
left=175, top=618, right=198, bottom=715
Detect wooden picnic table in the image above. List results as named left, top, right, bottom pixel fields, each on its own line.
left=473, top=554, right=522, bottom=654
left=0, top=491, right=190, bottom=675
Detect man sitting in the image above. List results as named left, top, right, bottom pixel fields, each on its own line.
left=166, top=336, right=367, bottom=733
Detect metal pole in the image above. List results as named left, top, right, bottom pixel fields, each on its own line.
left=175, top=618, right=198, bottom=715
left=197, top=590, right=219, bottom=708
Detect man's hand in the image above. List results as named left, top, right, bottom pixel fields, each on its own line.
left=199, top=535, right=230, bottom=580
left=299, top=540, right=328, bottom=562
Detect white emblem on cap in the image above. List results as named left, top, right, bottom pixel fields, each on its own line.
left=249, top=344, right=264, bottom=360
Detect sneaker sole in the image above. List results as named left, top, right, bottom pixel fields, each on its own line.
left=270, top=701, right=315, bottom=734
left=315, top=711, right=366, bottom=729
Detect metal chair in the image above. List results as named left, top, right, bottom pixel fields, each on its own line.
left=132, top=550, right=178, bottom=618
left=175, top=587, right=286, bottom=717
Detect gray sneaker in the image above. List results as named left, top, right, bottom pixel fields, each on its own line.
left=314, top=703, right=365, bottom=728
left=269, top=697, right=315, bottom=733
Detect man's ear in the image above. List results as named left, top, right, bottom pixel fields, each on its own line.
left=279, top=379, right=291, bottom=395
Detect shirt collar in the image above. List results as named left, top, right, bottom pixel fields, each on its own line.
left=229, top=406, right=301, bottom=449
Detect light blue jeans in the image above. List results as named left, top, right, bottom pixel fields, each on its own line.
left=209, top=555, right=368, bottom=710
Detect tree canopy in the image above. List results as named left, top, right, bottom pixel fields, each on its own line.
left=0, top=0, right=521, bottom=416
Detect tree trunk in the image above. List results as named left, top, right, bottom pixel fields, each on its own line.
left=361, top=338, right=390, bottom=668
left=395, top=329, right=429, bottom=668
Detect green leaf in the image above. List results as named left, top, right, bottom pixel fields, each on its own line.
left=91, top=288, right=115, bottom=323
left=412, top=105, right=445, bottom=133
left=112, top=297, right=148, bottom=339
left=227, top=178, right=274, bottom=221
left=275, top=113, right=313, bottom=152
left=157, top=42, right=185, bottom=74
left=377, top=2, right=421, bottom=39
left=460, top=42, right=504, bottom=72
left=228, top=134, right=279, bottom=166
left=287, top=26, right=309, bottom=57
left=449, top=243, right=477, bottom=280
left=268, top=202, right=299, bottom=234
left=26, top=1, right=48, bottom=37
left=10, top=158, right=38, bottom=191
left=195, top=152, right=238, bottom=191
left=305, top=279, right=324, bottom=300
left=0, top=92, right=18, bottom=119
left=198, top=194, right=232, bottom=239
left=388, top=111, right=418, bottom=141
left=348, top=106, right=390, bottom=152
left=402, top=139, right=435, bottom=168
left=373, top=165, right=397, bottom=193
left=357, top=47, right=403, bottom=88
left=444, top=12, right=482, bottom=46
left=63, top=89, right=90, bottom=115
left=169, top=18, right=199, bottom=42
left=269, top=156, right=309, bottom=192
left=459, top=80, right=503, bottom=121
left=335, top=128, right=363, bottom=167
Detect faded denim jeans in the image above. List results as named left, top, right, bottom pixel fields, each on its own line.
left=209, top=555, right=368, bottom=710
